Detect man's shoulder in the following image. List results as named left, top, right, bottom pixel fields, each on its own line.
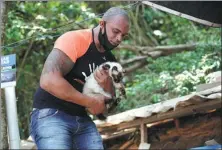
left=60, top=28, right=92, bottom=43
left=54, top=28, right=93, bottom=62
left=65, top=28, right=92, bottom=36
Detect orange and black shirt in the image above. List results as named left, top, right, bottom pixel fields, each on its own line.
left=33, top=29, right=116, bottom=117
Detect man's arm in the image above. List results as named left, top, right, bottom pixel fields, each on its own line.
left=40, top=48, right=105, bottom=114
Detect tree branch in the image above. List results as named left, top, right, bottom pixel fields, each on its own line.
left=117, top=43, right=196, bottom=54
left=121, top=43, right=196, bottom=74
left=17, top=39, right=34, bottom=82
left=125, top=60, right=148, bottom=74
left=121, top=56, right=147, bottom=66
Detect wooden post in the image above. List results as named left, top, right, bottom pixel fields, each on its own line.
left=174, top=118, right=180, bottom=129
left=0, top=1, right=9, bottom=149
left=140, top=123, right=148, bottom=143
left=139, top=124, right=151, bottom=149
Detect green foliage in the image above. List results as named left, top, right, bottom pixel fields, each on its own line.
left=2, top=2, right=221, bottom=139
left=117, top=43, right=221, bottom=112
left=115, top=5, right=221, bottom=112
left=3, top=1, right=100, bottom=139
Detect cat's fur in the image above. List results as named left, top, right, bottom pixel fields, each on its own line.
left=82, top=61, right=126, bottom=120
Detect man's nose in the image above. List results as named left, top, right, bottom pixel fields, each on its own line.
left=116, top=34, right=123, bottom=43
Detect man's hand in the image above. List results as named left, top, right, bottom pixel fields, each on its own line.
left=86, top=95, right=108, bottom=115
left=94, top=68, right=115, bottom=97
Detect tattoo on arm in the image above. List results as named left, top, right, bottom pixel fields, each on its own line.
left=41, top=48, right=74, bottom=76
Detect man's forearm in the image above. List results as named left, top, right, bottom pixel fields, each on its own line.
left=40, top=73, right=91, bottom=107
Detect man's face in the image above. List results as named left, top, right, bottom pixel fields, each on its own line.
left=100, top=15, right=129, bottom=47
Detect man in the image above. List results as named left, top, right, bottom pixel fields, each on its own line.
left=30, top=7, right=129, bottom=149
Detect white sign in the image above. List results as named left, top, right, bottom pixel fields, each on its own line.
left=1, top=54, right=16, bottom=88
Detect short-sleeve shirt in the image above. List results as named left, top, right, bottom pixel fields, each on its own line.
left=33, top=29, right=116, bottom=117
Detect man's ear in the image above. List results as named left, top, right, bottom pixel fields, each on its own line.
left=99, top=20, right=105, bottom=28
left=102, top=64, right=110, bottom=70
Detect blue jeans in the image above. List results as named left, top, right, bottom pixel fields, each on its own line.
left=29, top=108, right=104, bottom=149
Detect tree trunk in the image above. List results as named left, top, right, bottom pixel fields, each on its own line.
left=0, top=1, right=9, bottom=149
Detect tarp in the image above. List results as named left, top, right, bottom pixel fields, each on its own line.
left=143, top=1, right=222, bottom=27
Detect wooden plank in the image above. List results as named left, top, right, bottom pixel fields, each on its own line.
left=102, top=128, right=136, bottom=141
left=140, top=124, right=147, bottom=143
left=98, top=99, right=221, bottom=133
left=119, top=139, right=134, bottom=149
left=196, top=82, right=221, bottom=92
left=96, top=86, right=221, bottom=130
left=198, top=85, right=221, bottom=95
left=174, top=119, right=180, bottom=130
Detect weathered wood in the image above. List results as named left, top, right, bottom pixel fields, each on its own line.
left=128, top=144, right=139, bottom=149
left=105, top=86, right=219, bottom=119
left=140, top=124, right=148, bottom=143
left=149, top=110, right=222, bottom=149
left=174, top=118, right=180, bottom=130
left=102, top=128, right=136, bottom=141
left=108, top=144, right=121, bottom=150
left=97, top=86, right=221, bottom=133
left=147, top=118, right=173, bottom=127
left=105, top=109, right=221, bottom=149
left=198, top=85, right=221, bottom=95
left=119, top=139, right=134, bottom=149
left=196, top=81, right=221, bottom=92
left=98, top=99, right=221, bottom=133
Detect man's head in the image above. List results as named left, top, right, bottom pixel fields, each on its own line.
left=98, top=7, right=130, bottom=51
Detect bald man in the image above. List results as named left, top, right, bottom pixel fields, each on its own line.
left=30, top=7, right=129, bottom=149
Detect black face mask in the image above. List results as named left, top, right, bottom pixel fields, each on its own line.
left=98, top=22, right=118, bottom=51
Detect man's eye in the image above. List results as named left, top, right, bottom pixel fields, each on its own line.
left=113, top=30, right=119, bottom=34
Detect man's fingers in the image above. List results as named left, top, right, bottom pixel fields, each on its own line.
left=96, top=69, right=104, bottom=77
left=94, top=70, right=101, bottom=81
left=104, top=69, right=109, bottom=73
left=94, top=69, right=107, bottom=81
left=102, top=69, right=109, bottom=75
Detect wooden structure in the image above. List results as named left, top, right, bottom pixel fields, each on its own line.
left=95, top=84, right=221, bottom=149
